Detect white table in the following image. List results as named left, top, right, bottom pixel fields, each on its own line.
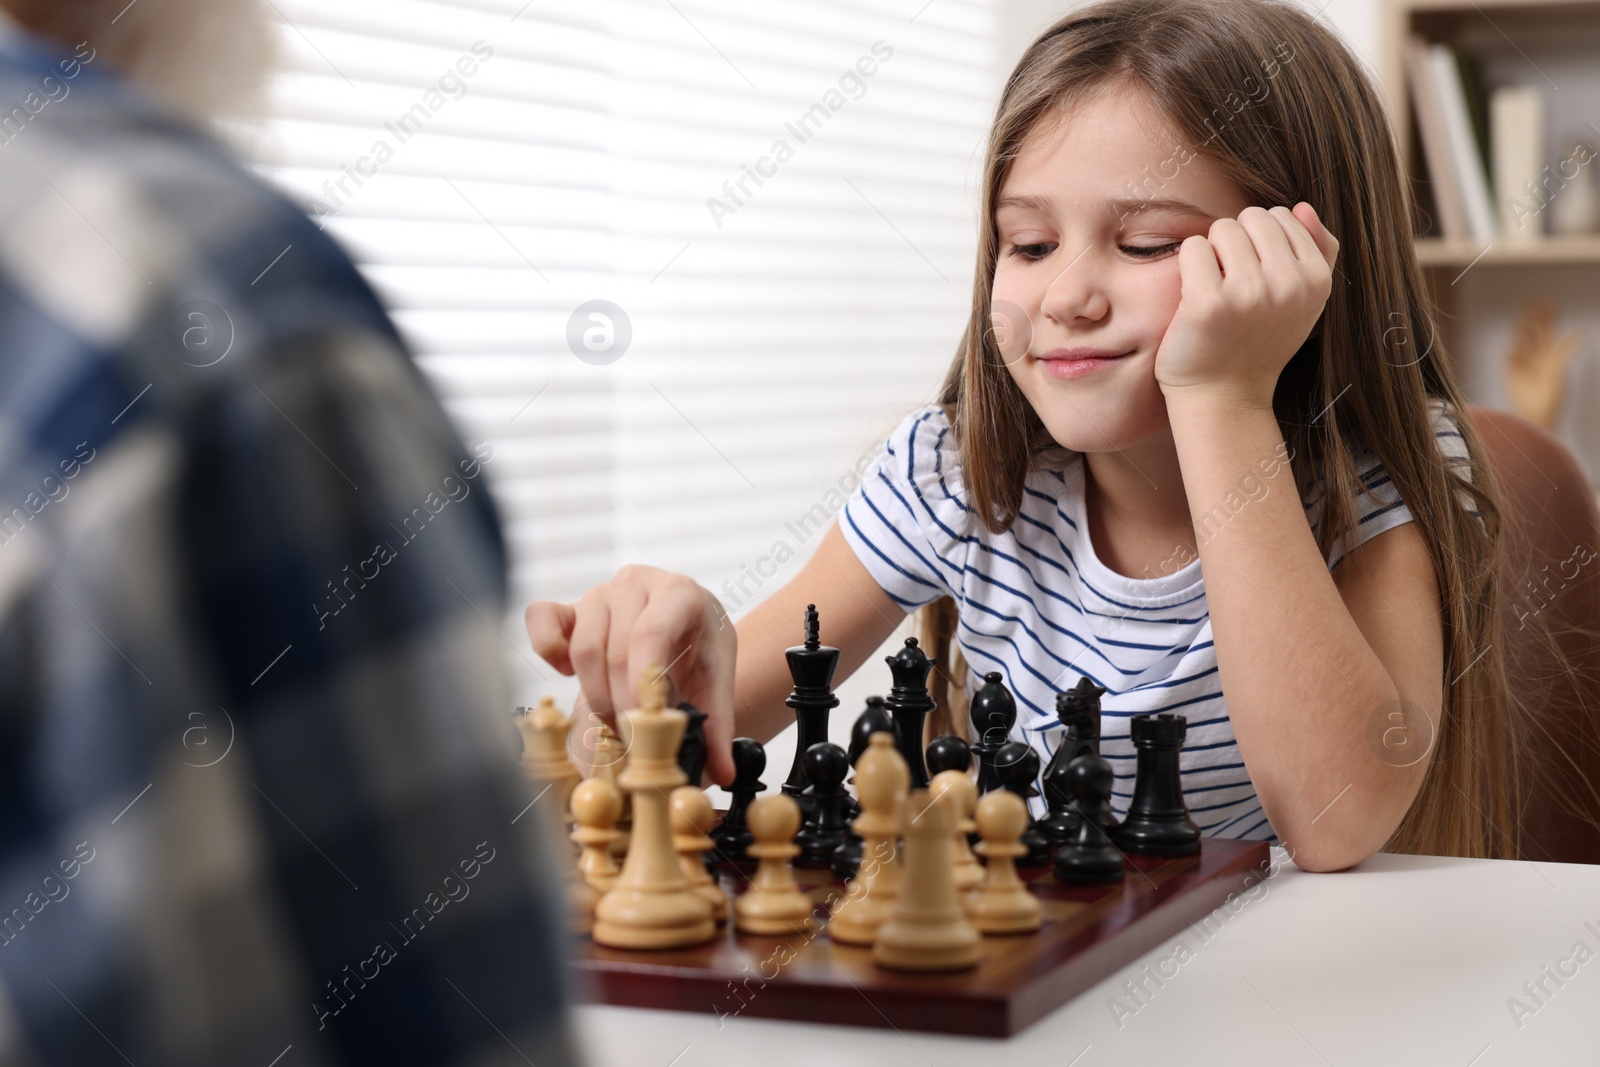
left=572, top=849, right=1600, bottom=1065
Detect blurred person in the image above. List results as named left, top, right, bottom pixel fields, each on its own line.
left=0, top=2, right=582, bottom=1065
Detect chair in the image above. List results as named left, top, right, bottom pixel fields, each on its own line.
left=1467, top=405, right=1600, bottom=864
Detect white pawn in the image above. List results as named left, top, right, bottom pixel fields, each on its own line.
left=873, top=787, right=980, bottom=972
left=930, top=769, right=983, bottom=893
left=671, top=786, right=729, bottom=925
left=590, top=721, right=632, bottom=859
left=734, top=794, right=815, bottom=936
left=570, top=777, right=622, bottom=893
left=966, top=790, right=1041, bottom=934
left=830, top=732, right=908, bottom=945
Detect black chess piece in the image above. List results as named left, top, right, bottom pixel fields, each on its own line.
left=969, top=671, right=1017, bottom=794
left=794, top=742, right=851, bottom=868
left=994, top=741, right=1051, bottom=867
left=1036, top=750, right=1083, bottom=851
left=1038, top=677, right=1113, bottom=851
left=1052, top=756, right=1126, bottom=885
left=1054, top=677, right=1106, bottom=762
left=884, top=637, right=937, bottom=790
left=1115, top=713, right=1201, bottom=856
left=781, top=605, right=840, bottom=817
left=711, top=737, right=767, bottom=864
left=847, top=696, right=895, bottom=765
left=829, top=699, right=892, bottom=880
left=676, top=700, right=708, bottom=786
left=925, top=734, right=972, bottom=776
left=994, top=741, right=1040, bottom=800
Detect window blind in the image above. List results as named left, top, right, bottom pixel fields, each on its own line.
left=252, top=0, right=997, bottom=707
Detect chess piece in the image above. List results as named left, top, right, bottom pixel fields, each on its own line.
left=930, top=769, right=983, bottom=893
left=712, top=738, right=767, bottom=864
left=830, top=832, right=865, bottom=882
left=969, top=672, right=1017, bottom=794
left=1037, top=754, right=1082, bottom=852
left=1115, top=714, right=1200, bottom=857
left=847, top=696, right=895, bottom=765
left=1038, top=678, right=1108, bottom=852
left=925, top=734, right=973, bottom=777
left=1053, top=677, right=1106, bottom=762
left=873, top=787, right=980, bottom=972
left=671, top=786, right=728, bottom=924
left=1067, top=749, right=1119, bottom=836
left=567, top=867, right=597, bottom=937
left=966, top=790, right=1041, bottom=934
left=832, top=702, right=893, bottom=878
left=734, top=794, right=816, bottom=936
left=590, top=722, right=632, bottom=859
left=1052, top=756, right=1126, bottom=885
left=591, top=669, right=716, bottom=949
left=781, top=604, right=841, bottom=816
left=795, top=742, right=852, bottom=868
left=829, top=733, right=908, bottom=946
left=570, top=777, right=623, bottom=893
left=676, top=701, right=708, bottom=787
left=884, top=637, right=938, bottom=790
left=994, top=741, right=1051, bottom=867
left=513, top=696, right=583, bottom=816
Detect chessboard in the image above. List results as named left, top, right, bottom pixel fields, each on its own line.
left=521, top=602, right=1275, bottom=1039
left=569, top=838, right=1269, bottom=1038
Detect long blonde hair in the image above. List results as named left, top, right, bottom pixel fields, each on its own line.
left=919, top=0, right=1519, bottom=858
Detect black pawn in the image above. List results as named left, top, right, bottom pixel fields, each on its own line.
left=795, top=742, right=851, bottom=868
left=969, top=672, right=1017, bottom=794
left=781, top=604, right=840, bottom=818
left=1052, top=756, right=1125, bottom=885
left=711, top=737, right=766, bottom=864
left=1036, top=751, right=1082, bottom=851
left=847, top=696, right=895, bottom=765
left=884, top=637, right=937, bottom=790
left=925, top=734, right=972, bottom=776
left=832, top=698, right=893, bottom=878
left=1115, top=714, right=1201, bottom=857
left=994, top=742, right=1051, bottom=868
left=676, top=700, right=708, bottom=787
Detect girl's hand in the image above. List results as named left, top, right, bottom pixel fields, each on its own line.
left=1154, top=202, right=1339, bottom=409
left=525, top=565, right=736, bottom=787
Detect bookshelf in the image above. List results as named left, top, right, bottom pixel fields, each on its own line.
left=1380, top=0, right=1600, bottom=481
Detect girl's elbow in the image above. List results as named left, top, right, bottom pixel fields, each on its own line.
left=1280, top=825, right=1382, bottom=872
left=1288, top=846, right=1368, bottom=873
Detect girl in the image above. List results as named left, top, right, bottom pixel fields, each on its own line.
left=527, top=0, right=1515, bottom=871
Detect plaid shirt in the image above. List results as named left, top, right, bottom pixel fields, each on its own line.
left=0, top=21, right=580, bottom=1067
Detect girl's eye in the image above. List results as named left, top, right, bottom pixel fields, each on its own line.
left=1004, top=241, right=1181, bottom=261
left=1005, top=242, right=1054, bottom=261
left=1121, top=243, right=1181, bottom=259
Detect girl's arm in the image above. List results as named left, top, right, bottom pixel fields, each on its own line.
left=525, top=519, right=905, bottom=785
left=731, top=521, right=909, bottom=744
left=1167, top=396, right=1443, bottom=872
left=1157, top=202, right=1442, bottom=872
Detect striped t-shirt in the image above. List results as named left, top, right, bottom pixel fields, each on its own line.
left=841, top=399, right=1473, bottom=842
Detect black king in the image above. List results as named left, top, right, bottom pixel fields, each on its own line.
left=780, top=603, right=840, bottom=816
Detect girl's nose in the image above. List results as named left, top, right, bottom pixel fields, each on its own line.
left=1038, top=245, right=1111, bottom=326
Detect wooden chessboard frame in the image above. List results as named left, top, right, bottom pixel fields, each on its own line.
left=570, top=836, right=1270, bottom=1037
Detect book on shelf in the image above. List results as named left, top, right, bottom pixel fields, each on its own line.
left=1407, top=35, right=1500, bottom=242
left=1491, top=86, right=1545, bottom=244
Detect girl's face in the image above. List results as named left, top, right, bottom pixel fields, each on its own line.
left=991, top=87, right=1254, bottom=454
